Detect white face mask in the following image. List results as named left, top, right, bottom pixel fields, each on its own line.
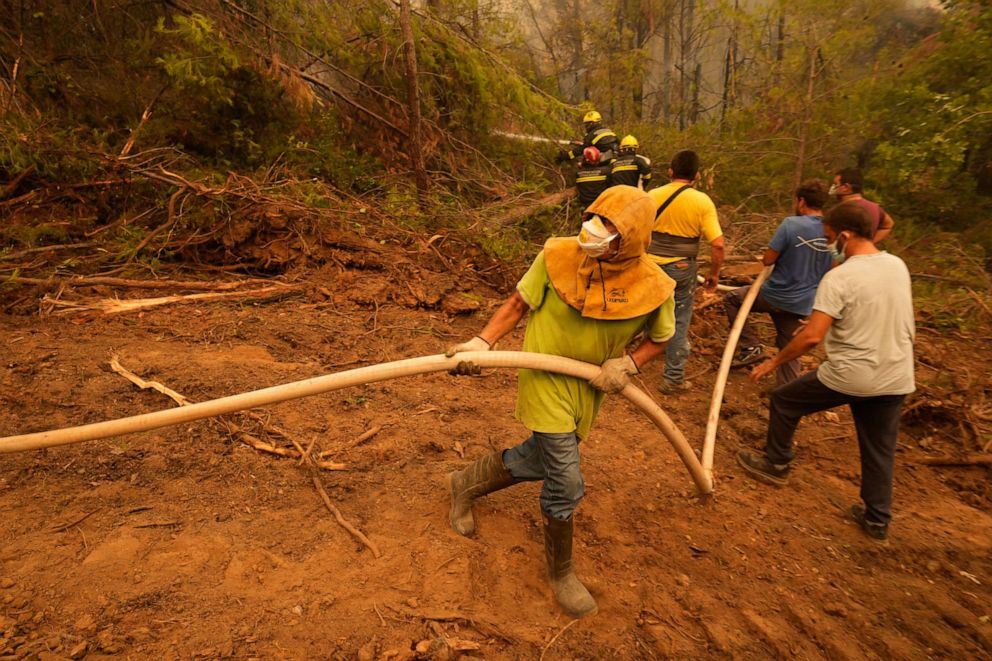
left=828, top=232, right=848, bottom=263
left=577, top=215, right=618, bottom=258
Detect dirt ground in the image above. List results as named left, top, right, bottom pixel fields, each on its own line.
left=2, top=256, right=991, bottom=660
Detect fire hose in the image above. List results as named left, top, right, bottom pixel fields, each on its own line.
left=0, top=351, right=713, bottom=494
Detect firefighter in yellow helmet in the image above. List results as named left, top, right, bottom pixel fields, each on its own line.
left=557, top=110, right=619, bottom=164
left=610, top=135, right=652, bottom=190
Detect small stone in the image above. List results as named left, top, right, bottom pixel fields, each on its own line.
left=405, top=597, right=419, bottom=608
left=0, top=578, right=14, bottom=589
left=415, top=640, right=431, bottom=654
left=96, top=629, right=114, bottom=650
left=38, top=653, right=71, bottom=661
left=3, top=594, right=13, bottom=604
left=676, top=574, right=690, bottom=588
left=357, top=640, right=376, bottom=661
left=926, top=560, right=941, bottom=573
left=291, top=605, right=303, bottom=616
left=68, top=641, right=88, bottom=659
left=74, top=614, right=96, bottom=633
left=823, top=603, right=848, bottom=618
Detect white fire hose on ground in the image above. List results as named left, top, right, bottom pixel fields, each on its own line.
left=0, top=351, right=713, bottom=494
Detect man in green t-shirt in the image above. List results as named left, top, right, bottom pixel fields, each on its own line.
left=444, top=186, right=676, bottom=618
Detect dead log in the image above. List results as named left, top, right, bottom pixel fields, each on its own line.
left=915, top=454, right=992, bottom=467
left=490, top=189, right=576, bottom=228
left=13, top=275, right=276, bottom=291
left=42, top=284, right=303, bottom=316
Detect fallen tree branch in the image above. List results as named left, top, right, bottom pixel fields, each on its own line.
left=107, top=355, right=345, bottom=470
left=12, top=275, right=278, bottom=291
left=0, top=242, right=100, bottom=261
left=489, top=189, right=576, bottom=228
left=1, top=165, right=35, bottom=200
left=914, top=454, right=992, bottom=467
left=110, top=355, right=192, bottom=405
left=42, top=284, right=304, bottom=316
left=312, top=475, right=382, bottom=558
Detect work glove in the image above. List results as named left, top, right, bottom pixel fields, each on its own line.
left=445, top=336, right=491, bottom=376
left=588, top=355, right=638, bottom=394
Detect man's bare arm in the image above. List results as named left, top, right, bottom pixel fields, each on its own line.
left=629, top=338, right=667, bottom=371
left=703, top=236, right=726, bottom=290
left=750, top=311, right=834, bottom=381
left=873, top=212, right=895, bottom=243
left=477, top=291, right=530, bottom=345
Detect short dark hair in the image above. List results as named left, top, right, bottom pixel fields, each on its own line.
left=836, top=167, right=864, bottom=193
left=824, top=201, right=873, bottom=239
left=795, top=179, right=828, bottom=210
left=670, top=150, right=700, bottom=180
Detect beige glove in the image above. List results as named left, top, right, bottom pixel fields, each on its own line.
left=445, top=336, right=491, bottom=376
left=588, top=355, right=638, bottom=394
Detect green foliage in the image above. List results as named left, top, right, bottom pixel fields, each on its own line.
left=155, top=14, right=240, bottom=104
left=870, top=1, right=992, bottom=240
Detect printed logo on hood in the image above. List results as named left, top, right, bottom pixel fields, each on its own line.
left=607, top=287, right=629, bottom=304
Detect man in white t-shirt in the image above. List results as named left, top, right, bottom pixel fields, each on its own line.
left=737, top=201, right=915, bottom=543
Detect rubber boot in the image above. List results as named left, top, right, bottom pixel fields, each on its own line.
left=543, top=514, right=598, bottom=618
left=446, top=451, right=515, bottom=536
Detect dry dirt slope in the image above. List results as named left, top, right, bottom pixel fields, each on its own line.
left=1, top=277, right=991, bottom=660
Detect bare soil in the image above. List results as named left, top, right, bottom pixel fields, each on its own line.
left=1, top=257, right=991, bottom=660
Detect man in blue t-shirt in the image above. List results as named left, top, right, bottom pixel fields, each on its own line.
left=724, top=180, right=832, bottom=385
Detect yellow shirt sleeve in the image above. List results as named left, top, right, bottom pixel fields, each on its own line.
left=700, top=197, right=723, bottom=242
left=516, top=251, right=549, bottom=310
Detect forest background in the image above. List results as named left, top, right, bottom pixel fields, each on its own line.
left=1, top=0, right=990, bottom=328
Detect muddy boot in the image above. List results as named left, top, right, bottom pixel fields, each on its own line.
left=543, top=515, right=598, bottom=618
left=446, top=451, right=515, bottom=536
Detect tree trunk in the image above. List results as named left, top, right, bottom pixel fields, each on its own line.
left=399, top=0, right=429, bottom=208
left=719, top=0, right=739, bottom=128
left=793, top=39, right=818, bottom=190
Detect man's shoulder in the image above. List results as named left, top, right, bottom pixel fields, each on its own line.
left=684, top=187, right=716, bottom=206
left=780, top=214, right=822, bottom=231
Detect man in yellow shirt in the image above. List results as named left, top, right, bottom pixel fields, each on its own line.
left=444, top=186, right=675, bottom=618
left=647, top=150, right=725, bottom=393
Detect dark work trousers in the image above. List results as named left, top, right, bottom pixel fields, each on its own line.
left=724, top=286, right=805, bottom=385
left=765, top=371, right=906, bottom=525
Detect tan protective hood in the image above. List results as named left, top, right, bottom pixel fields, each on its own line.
left=544, top=185, right=675, bottom=320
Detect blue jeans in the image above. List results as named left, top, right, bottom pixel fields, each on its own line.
left=660, top=259, right=698, bottom=384
left=501, top=431, right=584, bottom=521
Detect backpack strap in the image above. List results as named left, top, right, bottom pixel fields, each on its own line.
left=654, top=184, right=693, bottom=220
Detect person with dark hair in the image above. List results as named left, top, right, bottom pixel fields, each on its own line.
left=724, top=179, right=833, bottom=385
left=737, top=201, right=915, bottom=543
left=610, top=135, right=652, bottom=189
left=575, top=146, right=613, bottom=210
left=646, top=150, right=725, bottom=393
left=444, top=186, right=676, bottom=618
left=557, top=110, right=619, bottom=164
left=831, top=167, right=895, bottom=243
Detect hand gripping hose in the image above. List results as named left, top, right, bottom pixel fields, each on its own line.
left=0, top=351, right=713, bottom=493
